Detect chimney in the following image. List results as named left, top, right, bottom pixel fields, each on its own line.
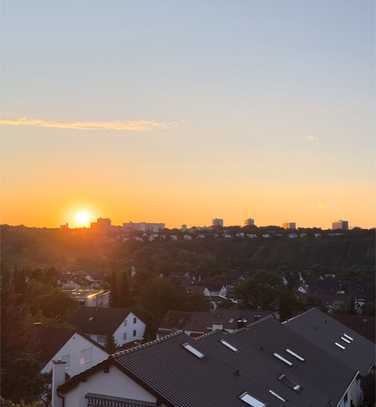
left=52, top=360, right=66, bottom=407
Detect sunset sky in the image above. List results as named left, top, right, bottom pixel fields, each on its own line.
left=1, top=1, right=375, bottom=228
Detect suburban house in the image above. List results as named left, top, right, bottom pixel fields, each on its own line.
left=33, top=326, right=108, bottom=377
left=187, top=283, right=229, bottom=299
left=157, top=309, right=271, bottom=338
left=68, top=307, right=146, bottom=349
left=52, top=309, right=375, bottom=407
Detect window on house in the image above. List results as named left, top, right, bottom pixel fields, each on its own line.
left=220, top=339, right=238, bottom=352
left=182, top=343, right=205, bottom=359
left=268, top=389, right=286, bottom=402
left=334, top=342, right=346, bottom=350
left=285, top=348, right=304, bottom=362
left=273, top=353, right=293, bottom=366
left=278, top=374, right=302, bottom=393
left=123, top=332, right=127, bottom=341
left=80, top=347, right=93, bottom=365
left=133, top=329, right=137, bottom=337
left=343, top=333, right=354, bottom=342
left=133, top=317, right=137, bottom=324
left=239, top=392, right=265, bottom=407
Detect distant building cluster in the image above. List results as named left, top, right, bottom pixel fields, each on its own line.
left=61, top=215, right=353, bottom=233
left=123, top=222, right=165, bottom=233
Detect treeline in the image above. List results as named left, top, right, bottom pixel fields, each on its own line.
left=0, top=267, right=78, bottom=403
left=1, top=226, right=374, bottom=274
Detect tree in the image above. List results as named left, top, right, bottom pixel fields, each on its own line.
left=139, top=278, right=183, bottom=322
left=279, top=289, right=304, bottom=322
left=1, top=288, right=45, bottom=402
left=361, top=372, right=375, bottom=406
left=234, top=272, right=282, bottom=309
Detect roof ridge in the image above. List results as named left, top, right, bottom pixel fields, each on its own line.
left=281, top=307, right=317, bottom=325
left=194, top=329, right=223, bottom=341
left=113, top=330, right=184, bottom=358
left=234, top=313, right=275, bottom=334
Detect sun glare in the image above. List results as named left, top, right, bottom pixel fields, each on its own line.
left=74, top=210, right=93, bottom=228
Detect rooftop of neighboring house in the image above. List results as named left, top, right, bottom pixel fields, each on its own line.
left=59, top=311, right=363, bottom=407
left=67, top=306, right=134, bottom=335
left=284, top=308, right=376, bottom=375
left=333, top=314, right=375, bottom=343
left=159, top=309, right=272, bottom=334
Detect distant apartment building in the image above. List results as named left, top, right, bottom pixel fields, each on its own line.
left=244, top=217, right=255, bottom=226
left=90, top=218, right=112, bottom=233
left=283, top=222, right=296, bottom=230
left=332, top=220, right=349, bottom=231
left=212, top=218, right=224, bottom=228
left=123, top=222, right=165, bottom=233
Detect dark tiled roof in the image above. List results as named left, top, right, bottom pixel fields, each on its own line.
left=68, top=307, right=131, bottom=335
left=59, top=312, right=365, bottom=407
left=86, top=393, right=156, bottom=407
left=333, top=314, right=375, bottom=343
left=285, top=308, right=376, bottom=375
left=159, top=310, right=270, bottom=333
left=114, top=317, right=354, bottom=407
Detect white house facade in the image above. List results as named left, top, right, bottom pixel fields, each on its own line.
left=113, top=312, right=146, bottom=347
left=41, top=332, right=108, bottom=377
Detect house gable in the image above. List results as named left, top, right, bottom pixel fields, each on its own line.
left=42, top=332, right=108, bottom=377
left=64, top=365, right=157, bottom=407
left=113, top=312, right=146, bottom=347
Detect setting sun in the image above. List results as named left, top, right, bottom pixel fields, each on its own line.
left=74, top=210, right=93, bottom=228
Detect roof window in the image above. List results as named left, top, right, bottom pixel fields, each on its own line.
left=343, top=333, right=354, bottom=342
left=334, top=342, right=346, bottom=350
left=285, top=348, right=304, bottom=362
left=278, top=374, right=302, bottom=393
left=220, top=339, right=238, bottom=352
left=341, top=336, right=351, bottom=344
left=182, top=343, right=205, bottom=359
left=273, top=352, right=293, bottom=366
left=239, top=392, right=266, bottom=407
left=268, top=389, right=287, bottom=402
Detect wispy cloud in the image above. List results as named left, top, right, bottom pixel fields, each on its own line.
left=0, top=117, right=171, bottom=132
left=305, top=135, right=319, bottom=144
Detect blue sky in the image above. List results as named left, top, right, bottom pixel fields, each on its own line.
left=1, top=1, right=375, bottom=227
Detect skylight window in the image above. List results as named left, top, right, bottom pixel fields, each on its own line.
left=341, top=336, right=351, bottom=344
left=278, top=374, right=302, bottom=393
left=334, top=342, right=346, bottom=350
left=239, top=392, right=266, bottom=407
left=182, top=343, right=205, bottom=359
left=343, top=333, right=354, bottom=342
left=273, top=352, right=293, bottom=366
left=269, top=389, right=287, bottom=402
left=285, top=348, right=305, bottom=362
left=220, top=339, right=238, bottom=352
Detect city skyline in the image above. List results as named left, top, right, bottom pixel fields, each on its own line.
left=1, top=1, right=375, bottom=229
